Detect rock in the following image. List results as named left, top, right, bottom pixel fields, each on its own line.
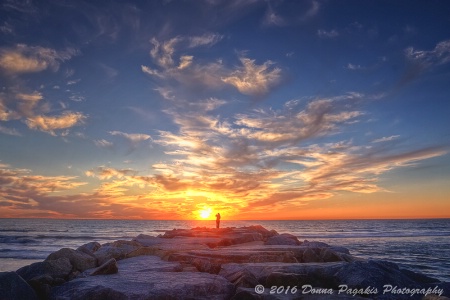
left=169, top=248, right=298, bottom=273
left=302, top=247, right=321, bottom=262
left=320, top=247, right=342, bottom=262
left=265, top=271, right=309, bottom=287
left=28, top=274, right=54, bottom=299
left=217, top=232, right=264, bottom=247
left=232, top=287, right=368, bottom=299
left=219, top=261, right=345, bottom=289
left=329, top=246, right=351, bottom=255
left=125, top=246, right=158, bottom=258
left=50, top=256, right=233, bottom=300
left=161, top=225, right=276, bottom=247
left=302, top=241, right=331, bottom=248
left=7, top=225, right=449, bottom=299
left=94, top=240, right=142, bottom=265
left=132, top=234, right=168, bottom=246
left=335, top=260, right=441, bottom=299
left=16, top=257, right=72, bottom=281
left=0, top=271, right=38, bottom=300
left=221, top=268, right=259, bottom=288
left=46, top=248, right=98, bottom=272
left=76, top=242, right=101, bottom=257
left=265, top=233, right=301, bottom=245
left=423, top=296, right=450, bottom=300
left=90, top=258, right=118, bottom=276
left=400, top=268, right=440, bottom=284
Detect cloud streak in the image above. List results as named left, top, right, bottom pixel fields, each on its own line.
left=142, top=36, right=282, bottom=96
left=222, top=58, right=282, bottom=96
left=0, top=44, right=78, bottom=74
left=406, top=39, right=450, bottom=67
left=0, top=44, right=85, bottom=136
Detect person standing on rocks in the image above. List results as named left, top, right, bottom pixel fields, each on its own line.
left=215, top=213, right=221, bottom=228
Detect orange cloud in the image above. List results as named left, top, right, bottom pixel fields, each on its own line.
left=0, top=44, right=78, bottom=74
left=222, top=57, right=282, bottom=96
left=26, top=112, right=86, bottom=135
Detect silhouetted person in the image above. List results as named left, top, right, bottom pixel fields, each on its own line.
left=215, top=213, right=221, bottom=229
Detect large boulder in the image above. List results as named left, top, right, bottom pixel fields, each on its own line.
left=161, top=225, right=277, bottom=247
left=90, top=258, right=118, bottom=276
left=50, top=256, right=233, bottom=300
left=335, top=260, right=442, bottom=299
left=76, top=242, right=101, bottom=257
left=265, top=233, right=301, bottom=245
left=220, top=261, right=346, bottom=289
left=168, top=248, right=298, bottom=273
left=46, top=248, right=97, bottom=272
left=94, top=240, right=142, bottom=265
left=231, top=287, right=369, bottom=299
left=16, top=257, right=72, bottom=281
left=0, top=271, right=38, bottom=300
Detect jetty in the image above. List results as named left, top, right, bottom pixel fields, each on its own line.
left=1, top=225, right=448, bottom=299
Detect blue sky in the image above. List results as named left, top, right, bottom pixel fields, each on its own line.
left=0, top=0, right=449, bottom=219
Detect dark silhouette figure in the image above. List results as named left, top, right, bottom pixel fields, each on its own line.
left=215, top=213, right=221, bottom=229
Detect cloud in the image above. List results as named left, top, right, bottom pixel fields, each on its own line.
left=85, top=166, right=136, bottom=180
left=300, top=0, right=320, bottom=21
left=372, top=135, right=400, bottom=143
left=0, top=44, right=78, bottom=74
left=188, top=33, right=223, bottom=48
left=178, top=55, right=193, bottom=70
left=0, top=21, right=13, bottom=34
left=0, top=164, right=87, bottom=205
left=221, top=57, right=282, bottom=96
left=25, top=112, right=86, bottom=135
left=0, top=164, right=169, bottom=219
left=0, top=44, right=84, bottom=136
left=94, top=139, right=114, bottom=148
left=108, top=131, right=152, bottom=151
left=2, top=0, right=37, bottom=14
left=405, top=39, right=450, bottom=67
left=263, top=6, right=286, bottom=27
left=1, top=88, right=446, bottom=218
left=149, top=91, right=446, bottom=213
left=15, top=91, right=43, bottom=102
left=346, top=63, right=364, bottom=70
left=318, top=29, right=339, bottom=39
left=0, top=89, right=86, bottom=136
left=141, top=65, right=165, bottom=78
left=399, top=39, right=450, bottom=86
left=109, top=131, right=151, bottom=143
left=150, top=36, right=181, bottom=69
left=234, top=96, right=363, bottom=145
left=0, top=125, right=21, bottom=136
left=154, top=87, right=175, bottom=100
left=143, top=36, right=282, bottom=96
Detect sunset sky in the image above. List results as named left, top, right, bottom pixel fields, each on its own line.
left=1, top=0, right=449, bottom=220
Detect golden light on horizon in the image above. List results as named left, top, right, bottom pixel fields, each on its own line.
left=198, top=207, right=212, bottom=219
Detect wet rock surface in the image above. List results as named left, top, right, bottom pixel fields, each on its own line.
left=3, top=225, right=448, bottom=299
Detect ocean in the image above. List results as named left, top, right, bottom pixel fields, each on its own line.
left=0, top=218, right=449, bottom=282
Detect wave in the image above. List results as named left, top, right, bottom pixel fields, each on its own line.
left=0, top=249, right=48, bottom=259
left=0, top=229, right=35, bottom=233
left=298, top=231, right=450, bottom=239
left=0, top=236, right=38, bottom=244
left=34, top=234, right=118, bottom=240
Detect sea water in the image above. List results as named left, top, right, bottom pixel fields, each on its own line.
left=0, top=218, right=449, bottom=282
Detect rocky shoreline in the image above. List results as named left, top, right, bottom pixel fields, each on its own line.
left=1, top=225, right=448, bottom=299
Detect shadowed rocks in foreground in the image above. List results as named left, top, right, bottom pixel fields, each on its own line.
left=2, top=225, right=449, bottom=300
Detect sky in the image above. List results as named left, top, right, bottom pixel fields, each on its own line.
left=0, top=0, right=449, bottom=220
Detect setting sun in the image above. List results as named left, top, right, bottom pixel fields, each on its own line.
left=198, top=208, right=212, bottom=219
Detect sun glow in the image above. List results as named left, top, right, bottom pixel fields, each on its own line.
left=198, top=208, right=212, bottom=219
